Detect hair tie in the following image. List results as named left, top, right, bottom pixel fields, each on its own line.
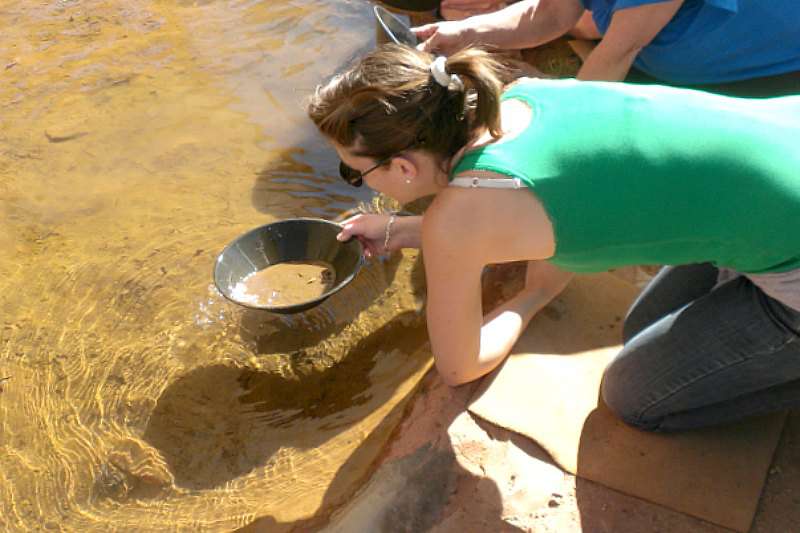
left=429, top=56, right=464, bottom=92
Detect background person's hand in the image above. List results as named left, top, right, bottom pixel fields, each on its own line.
left=336, top=213, right=394, bottom=259
left=413, top=20, right=474, bottom=55
left=439, top=0, right=507, bottom=20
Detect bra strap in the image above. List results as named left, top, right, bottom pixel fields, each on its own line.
left=449, top=176, right=524, bottom=189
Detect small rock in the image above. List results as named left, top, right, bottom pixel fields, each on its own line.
left=44, top=129, right=89, bottom=143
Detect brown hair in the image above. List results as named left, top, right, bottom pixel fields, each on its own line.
left=307, top=44, right=513, bottom=172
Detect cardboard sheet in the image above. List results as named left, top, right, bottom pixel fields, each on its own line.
left=469, top=274, right=786, bottom=532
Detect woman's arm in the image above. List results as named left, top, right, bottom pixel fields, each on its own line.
left=392, top=215, right=424, bottom=249
left=473, top=260, right=573, bottom=379
left=577, top=0, right=684, bottom=81
left=422, top=193, right=570, bottom=386
left=415, top=0, right=585, bottom=55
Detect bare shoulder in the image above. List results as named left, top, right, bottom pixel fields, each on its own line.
left=425, top=179, right=557, bottom=264
left=423, top=189, right=480, bottom=250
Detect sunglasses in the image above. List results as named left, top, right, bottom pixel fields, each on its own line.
left=338, top=145, right=415, bottom=187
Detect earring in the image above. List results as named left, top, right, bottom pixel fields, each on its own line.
left=405, top=178, right=411, bottom=184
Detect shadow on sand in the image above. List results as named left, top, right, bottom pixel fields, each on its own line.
left=143, top=308, right=428, bottom=490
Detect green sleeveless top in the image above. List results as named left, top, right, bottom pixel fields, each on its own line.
left=451, top=79, right=800, bottom=274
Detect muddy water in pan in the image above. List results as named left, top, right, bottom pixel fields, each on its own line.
left=231, top=261, right=336, bottom=307
left=0, top=1, right=431, bottom=530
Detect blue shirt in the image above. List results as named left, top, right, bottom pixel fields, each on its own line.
left=581, top=0, right=800, bottom=84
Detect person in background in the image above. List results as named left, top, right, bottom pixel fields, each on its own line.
left=433, top=0, right=598, bottom=39
left=307, top=44, right=800, bottom=432
left=438, top=0, right=509, bottom=21
left=375, top=0, right=511, bottom=21
left=412, top=0, right=800, bottom=89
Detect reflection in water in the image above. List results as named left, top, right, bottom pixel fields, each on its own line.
left=0, top=0, right=432, bottom=530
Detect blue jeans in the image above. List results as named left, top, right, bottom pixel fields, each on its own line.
left=601, top=263, right=800, bottom=432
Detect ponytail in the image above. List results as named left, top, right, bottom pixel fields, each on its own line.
left=444, top=47, right=507, bottom=140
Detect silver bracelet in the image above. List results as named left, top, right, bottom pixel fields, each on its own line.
left=383, top=213, right=397, bottom=252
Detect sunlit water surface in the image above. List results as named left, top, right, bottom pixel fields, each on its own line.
left=0, top=0, right=432, bottom=530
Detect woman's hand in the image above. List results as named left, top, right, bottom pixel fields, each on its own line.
left=336, top=213, right=391, bottom=259
left=337, top=214, right=424, bottom=258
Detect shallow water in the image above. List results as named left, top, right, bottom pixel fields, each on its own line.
left=0, top=1, right=431, bottom=530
